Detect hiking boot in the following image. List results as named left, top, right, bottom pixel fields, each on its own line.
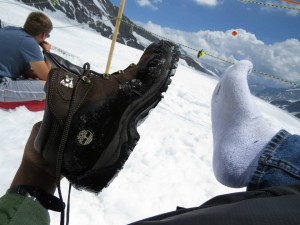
left=34, top=40, right=180, bottom=192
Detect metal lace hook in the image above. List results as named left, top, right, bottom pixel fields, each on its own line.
left=103, top=73, right=110, bottom=80
left=81, top=63, right=91, bottom=84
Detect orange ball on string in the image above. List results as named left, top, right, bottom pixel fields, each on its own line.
left=232, top=30, right=238, bottom=36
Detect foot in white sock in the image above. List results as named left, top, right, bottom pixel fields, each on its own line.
left=211, top=60, right=276, bottom=188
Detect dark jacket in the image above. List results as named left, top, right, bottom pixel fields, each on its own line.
left=130, top=185, right=300, bottom=225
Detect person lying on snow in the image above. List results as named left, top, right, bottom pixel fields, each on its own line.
left=0, top=12, right=52, bottom=103
left=0, top=40, right=300, bottom=225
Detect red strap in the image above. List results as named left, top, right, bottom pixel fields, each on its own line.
left=0, top=99, right=46, bottom=111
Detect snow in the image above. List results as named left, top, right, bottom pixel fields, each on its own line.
left=1, top=1, right=300, bottom=225
left=132, top=31, right=152, bottom=47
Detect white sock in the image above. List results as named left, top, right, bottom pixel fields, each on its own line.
left=211, top=60, right=276, bottom=188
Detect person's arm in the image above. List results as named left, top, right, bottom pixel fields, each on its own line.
left=29, top=60, right=51, bottom=81
left=27, top=41, right=52, bottom=81
left=4, top=123, right=63, bottom=225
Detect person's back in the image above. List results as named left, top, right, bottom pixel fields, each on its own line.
left=0, top=12, right=52, bottom=103
left=0, top=26, right=43, bottom=79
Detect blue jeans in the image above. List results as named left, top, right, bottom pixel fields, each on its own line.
left=0, top=76, right=45, bottom=102
left=247, top=129, right=300, bottom=191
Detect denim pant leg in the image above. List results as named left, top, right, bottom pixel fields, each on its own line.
left=247, top=129, right=300, bottom=191
left=0, top=76, right=45, bottom=101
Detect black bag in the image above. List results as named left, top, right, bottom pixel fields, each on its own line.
left=130, top=185, right=300, bottom=225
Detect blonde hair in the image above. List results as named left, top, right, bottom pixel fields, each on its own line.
left=23, top=12, right=53, bottom=36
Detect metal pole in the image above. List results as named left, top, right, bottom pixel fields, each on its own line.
left=104, top=0, right=126, bottom=77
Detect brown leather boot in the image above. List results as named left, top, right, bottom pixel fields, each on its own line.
left=35, top=40, right=180, bottom=192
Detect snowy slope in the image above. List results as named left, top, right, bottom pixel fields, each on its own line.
left=1, top=1, right=300, bottom=225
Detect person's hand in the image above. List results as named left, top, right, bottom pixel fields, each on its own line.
left=40, top=41, right=51, bottom=53
left=24, top=122, right=56, bottom=178
left=10, top=122, right=57, bottom=194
